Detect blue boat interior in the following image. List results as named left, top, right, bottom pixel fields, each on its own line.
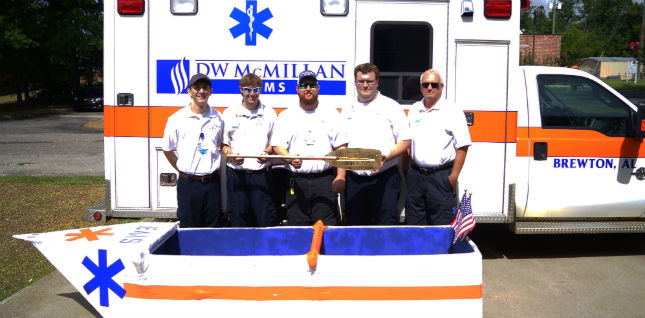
left=152, top=227, right=474, bottom=256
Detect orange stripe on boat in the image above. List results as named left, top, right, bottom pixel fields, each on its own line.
left=516, top=127, right=645, bottom=158
left=123, top=284, right=482, bottom=301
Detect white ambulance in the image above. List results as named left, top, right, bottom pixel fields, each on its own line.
left=91, top=0, right=645, bottom=233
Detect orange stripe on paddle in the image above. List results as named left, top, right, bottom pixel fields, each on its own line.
left=123, top=284, right=483, bottom=301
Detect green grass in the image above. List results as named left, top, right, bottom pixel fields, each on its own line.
left=0, top=176, right=137, bottom=301
left=0, top=176, right=103, bottom=185
left=602, top=78, right=645, bottom=91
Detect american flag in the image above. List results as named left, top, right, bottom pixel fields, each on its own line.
left=451, top=192, right=475, bottom=243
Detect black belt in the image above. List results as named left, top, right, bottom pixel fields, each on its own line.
left=412, top=162, right=453, bottom=175
left=232, top=167, right=269, bottom=175
left=179, top=171, right=219, bottom=183
left=292, top=169, right=334, bottom=179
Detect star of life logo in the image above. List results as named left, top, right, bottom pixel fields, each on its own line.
left=229, top=0, right=273, bottom=46
left=157, top=57, right=190, bottom=94
left=82, top=249, right=126, bottom=307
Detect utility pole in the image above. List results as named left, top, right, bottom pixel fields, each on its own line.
left=533, top=7, right=537, bottom=64
left=641, top=2, right=644, bottom=88
left=550, top=0, right=561, bottom=34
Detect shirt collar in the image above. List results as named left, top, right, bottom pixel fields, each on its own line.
left=183, top=104, right=216, bottom=119
left=237, top=101, right=266, bottom=116
left=418, top=98, right=443, bottom=112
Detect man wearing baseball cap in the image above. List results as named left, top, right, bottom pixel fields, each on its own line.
left=161, top=73, right=225, bottom=228
left=270, top=70, right=348, bottom=226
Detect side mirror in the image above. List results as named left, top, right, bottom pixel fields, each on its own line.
left=633, top=105, right=645, bottom=138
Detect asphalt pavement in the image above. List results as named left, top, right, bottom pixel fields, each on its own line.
left=0, top=109, right=104, bottom=177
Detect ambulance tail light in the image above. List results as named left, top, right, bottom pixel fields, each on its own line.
left=484, top=0, right=512, bottom=19
left=521, top=0, right=530, bottom=10
left=118, top=0, right=145, bottom=15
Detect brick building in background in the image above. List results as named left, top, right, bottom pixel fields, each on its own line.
left=520, top=34, right=562, bottom=65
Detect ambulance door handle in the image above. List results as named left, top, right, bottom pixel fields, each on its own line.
left=533, top=142, right=548, bottom=161
left=117, top=93, right=134, bottom=106
left=464, top=112, right=474, bottom=126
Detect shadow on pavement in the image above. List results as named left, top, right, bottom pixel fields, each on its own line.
left=470, top=224, right=645, bottom=260
left=58, top=292, right=102, bottom=318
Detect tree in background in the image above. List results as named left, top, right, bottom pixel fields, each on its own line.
left=521, top=0, right=643, bottom=67
left=0, top=0, right=102, bottom=104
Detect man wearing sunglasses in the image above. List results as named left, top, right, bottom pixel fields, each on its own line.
left=405, top=69, right=471, bottom=226
left=162, top=73, right=224, bottom=228
left=270, top=70, right=348, bottom=226
left=221, top=73, right=277, bottom=227
left=341, top=63, right=411, bottom=225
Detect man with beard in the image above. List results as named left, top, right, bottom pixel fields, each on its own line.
left=270, top=70, right=347, bottom=226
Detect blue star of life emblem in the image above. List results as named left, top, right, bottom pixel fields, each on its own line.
left=229, top=0, right=273, bottom=46
left=82, top=249, right=126, bottom=307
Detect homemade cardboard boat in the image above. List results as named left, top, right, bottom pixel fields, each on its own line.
left=14, top=221, right=482, bottom=317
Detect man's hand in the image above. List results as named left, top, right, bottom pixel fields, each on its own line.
left=332, top=176, right=345, bottom=193
left=448, top=174, right=457, bottom=194
left=290, top=157, right=302, bottom=169
left=232, top=153, right=244, bottom=166
left=257, top=151, right=269, bottom=164
left=379, top=154, right=387, bottom=170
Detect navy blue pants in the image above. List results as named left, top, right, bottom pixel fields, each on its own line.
left=404, top=165, right=457, bottom=225
left=227, top=168, right=276, bottom=227
left=286, top=170, right=337, bottom=226
left=176, top=172, right=222, bottom=228
left=270, top=167, right=289, bottom=223
left=345, top=166, right=401, bottom=225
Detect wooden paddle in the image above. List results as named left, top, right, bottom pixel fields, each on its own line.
left=225, top=148, right=382, bottom=171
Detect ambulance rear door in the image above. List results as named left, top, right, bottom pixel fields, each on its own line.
left=522, top=66, right=645, bottom=230
left=355, top=0, right=448, bottom=103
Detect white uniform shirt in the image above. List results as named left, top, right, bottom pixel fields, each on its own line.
left=341, top=92, right=410, bottom=176
left=271, top=103, right=348, bottom=174
left=161, top=106, right=223, bottom=175
left=222, top=102, right=276, bottom=171
left=408, top=98, right=472, bottom=167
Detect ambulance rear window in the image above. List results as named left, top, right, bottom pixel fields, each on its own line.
left=371, top=22, right=432, bottom=104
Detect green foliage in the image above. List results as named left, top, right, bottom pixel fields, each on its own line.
left=521, top=6, right=551, bottom=34
left=0, top=0, right=103, bottom=103
left=522, top=0, right=643, bottom=67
